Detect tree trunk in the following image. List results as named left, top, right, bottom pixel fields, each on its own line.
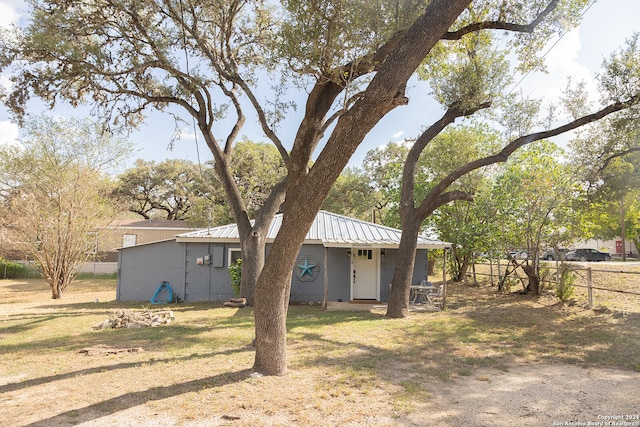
left=453, top=256, right=470, bottom=282
left=239, top=230, right=266, bottom=306
left=253, top=210, right=313, bottom=376
left=522, top=263, right=540, bottom=295
left=251, top=0, right=474, bottom=374
left=253, top=265, right=290, bottom=376
left=50, top=283, right=61, bottom=299
left=386, top=218, right=421, bottom=318
left=427, top=251, right=437, bottom=275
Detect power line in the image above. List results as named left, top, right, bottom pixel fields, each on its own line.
left=508, top=0, right=597, bottom=94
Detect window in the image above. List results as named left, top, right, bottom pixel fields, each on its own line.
left=122, top=234, right=136, bottom=248
left=228, top=248, right=241, bottom=267
left=357, top=249, right=372, bottom=260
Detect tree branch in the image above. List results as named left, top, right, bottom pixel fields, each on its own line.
left=418, top=94, right=640, bottom=217
left=401, top=101, right=491, bottom=217
left=442, top=0, right=559, bottom=40
left=434, top=190, right=474, bottom=207
left=598, top=146, right=640, bottom=173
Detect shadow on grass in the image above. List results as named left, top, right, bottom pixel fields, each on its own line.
left=0, top=320, right=250, bottom=355
left=288, top=282, right=640, bottom=383
left=0, top=346, right=252, bottom=395
left=23, top=368, right=254, bottom=427
left=6, top=281, right=640, bottom=425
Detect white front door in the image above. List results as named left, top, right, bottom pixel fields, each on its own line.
left=352, top=248, right=378, bottom=300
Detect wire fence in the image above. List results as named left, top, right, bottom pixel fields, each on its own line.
left=471, top=261, right=640, bottom=312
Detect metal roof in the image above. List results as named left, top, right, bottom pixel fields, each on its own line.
left=175, top=210, right=450, bottom=249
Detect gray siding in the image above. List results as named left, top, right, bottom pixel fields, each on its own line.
left=184, top=243, right=236, bottom=301
left=118, top=240, right=431, bottom=303
left=327, top=248, right=351, bottom=302
left=117, top=240, right=186, bottom=302
left=290, top=245, right=328, bottom=303
left=380, top=249, right=429, bottom=302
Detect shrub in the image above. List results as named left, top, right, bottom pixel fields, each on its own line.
left=0, top=258, right=31, bottom=279
left=229, top=258, right=242, bottom=296
left=555, top=264, right=576, bottom=301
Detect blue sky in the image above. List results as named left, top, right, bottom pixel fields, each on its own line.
left=1, top=0, right=639, bottom=170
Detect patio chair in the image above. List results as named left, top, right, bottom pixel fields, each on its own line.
left=427, top=285, right=444, bottom=309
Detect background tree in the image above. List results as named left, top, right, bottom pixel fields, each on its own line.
left=570, top=79, right=640, bottom=259
left=0, top=116, right=130, bottom=299
left=115, top=141, right=287, bottom=228
left=183, top=140, right=288, bottom=227
left=322, top=167, right=378, bottom=222
left=421, top=123, right=500, bottom=281
left=114, top=158, right=203, bottom=220
left=490, top=140, right=580, bottom=294
left=385, top=29, right=640, bottom=317
left=361, top=141, right=409, bottom=228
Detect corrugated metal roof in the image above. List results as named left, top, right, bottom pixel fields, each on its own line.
left=176, top=211, right=450, bottom=249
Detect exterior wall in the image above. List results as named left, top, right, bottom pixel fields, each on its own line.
left=290, top=245, right=326, bottom=303
left=183, top=243, right=237, bottom=302
left=99, top=220, right=194, bottom=262
left=579, top=238, right=638, bottom=257
left=117, top=240, right=187, bottom=302
left=379, top=249, right=429, bottom=302
left=118, top=239, right=432, bottom=303
left=327, top=248, right=352, bottom=302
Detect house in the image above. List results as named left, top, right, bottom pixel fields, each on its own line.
left=95, top=218, right=197, bottom=262
left=76, top=219, right=197, bottom=275
left=0, top=218, right=194, bottom=269
left=116, top=211, right=450, bottom=303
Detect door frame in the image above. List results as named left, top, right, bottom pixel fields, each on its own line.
left=350, top=247, right=380, bottom=300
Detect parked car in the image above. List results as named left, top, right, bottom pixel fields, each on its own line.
left=507, top=250, right=528, bottom=260
left=565, top=248, right=611, bottom=262
left=541, top=248, right=569, bottom=261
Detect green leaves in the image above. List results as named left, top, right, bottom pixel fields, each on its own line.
left=491, top=140, right=580, bottom=254
left=419, top=31, right=510, bottom=111
left=598, top=33, right=640, bottom=104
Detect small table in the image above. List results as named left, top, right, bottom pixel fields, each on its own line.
left=410, top=284, right=436, bottom=305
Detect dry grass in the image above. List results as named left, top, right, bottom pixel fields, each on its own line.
left=472, top=261, right=640, bottom=313
left=1, top=275, right=639, bottom=426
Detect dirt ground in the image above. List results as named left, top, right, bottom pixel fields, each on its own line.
left=1, top=277, right=639, bottom=427
left=416, top=364, right=640, bottom=426
left=61, top=364, right=639, bottom=427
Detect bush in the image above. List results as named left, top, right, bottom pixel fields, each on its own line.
left=0, top=258, right=32, bottom=279
left=555, top=265, right=576, bottom=301
left=229, top=258, right=242, bottom=296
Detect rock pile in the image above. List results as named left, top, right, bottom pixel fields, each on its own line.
left=94, top=309, right=175, bottom=329
left=79, top=344, right=144, bottom=356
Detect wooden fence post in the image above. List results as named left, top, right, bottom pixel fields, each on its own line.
left=587, top=267, right=593, bottom=308
left=323, top=247, right=329, bottom=310
left=472, top=259, right=477, bottom=285
left=489, top=258, right=494, bottom=286
left=442, top=249, right=447, bottom=309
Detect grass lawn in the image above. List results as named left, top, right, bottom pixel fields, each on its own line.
left=1, top=276, right=639, bottom=426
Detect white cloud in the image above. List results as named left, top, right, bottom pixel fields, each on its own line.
left=392, top=131, right=404, bottom=140
left=0, top=120, right=20, bottom=147
left=516, top=28, right=599, bottom=110
left=0, top=1, right=20, bottom=29
left=546, top=29, right=595, bottom=91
